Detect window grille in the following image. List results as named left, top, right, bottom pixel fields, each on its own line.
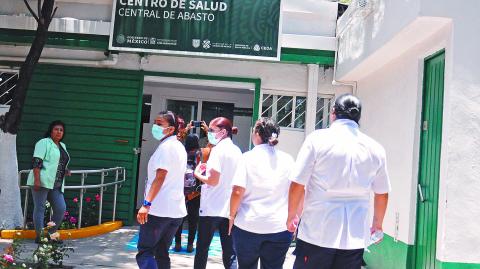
left=261, top=93, right=333, bottom=130
left=0, top=71, right=18, bottom=106
left=315, top=96, right=333, bottom=129
left=261, top=94, right=305, bottom=129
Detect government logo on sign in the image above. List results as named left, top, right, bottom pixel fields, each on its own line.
left=202, top=40, right=211, bottom=49
left=253, top=44, right=261, bottom=52
left=192, top=39, right=200, bottom=48
left=116, top=34, right=126, bottom=44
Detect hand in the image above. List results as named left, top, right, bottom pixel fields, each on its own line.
left=66, top=170, right=71, bottom=176
left=201, top=121, right=208, bottom=133
left=137, top=206, right=150, bottom=225
left=186, top=121, right=193, bottom=131
left=286, top=215, right=299, bottom=233
left=194, top=163, right=207, bottom=176
left=370, top=221, right=384, bottom=244
left=228, top=216, right=234, bottom=236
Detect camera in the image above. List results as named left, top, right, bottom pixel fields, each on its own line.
left=193, top=121, right=202, bottom=128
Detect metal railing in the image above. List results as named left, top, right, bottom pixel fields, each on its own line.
left=18, top=167, right=126, bottom=229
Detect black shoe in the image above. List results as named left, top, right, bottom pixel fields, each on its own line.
left=186, top=244, right=194, bottom=253
left=174, top=243, right=182, bottom=252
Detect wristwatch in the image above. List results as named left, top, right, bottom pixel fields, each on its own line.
left=143, top=200, right=152, bottom=207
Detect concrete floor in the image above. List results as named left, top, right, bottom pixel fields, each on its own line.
left=0, top=226, right=297, bottom=268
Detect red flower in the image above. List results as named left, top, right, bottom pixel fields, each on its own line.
left=95, top=194, right=101, bottom=201
left=73, top=197, right=79, bottom=203
left=85, top=197, right=92, bottom=203
left=69, top=216, right=77, bottom=224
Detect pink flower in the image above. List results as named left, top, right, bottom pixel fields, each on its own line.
left=64, top=211, right=69, bottom=216
left=46, top=221, right=56, bottom=228
left=85, top=197, right=92, bottom=203
left=69, top=216, right=77, bottom=224
left=95, top=194, right=101, bottom=201
left=3, top=254, right=14, bottom=263
left=73, top=197, right=79, bottom=203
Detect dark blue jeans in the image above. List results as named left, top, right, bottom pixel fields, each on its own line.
left=232, top=226, right=292, bottom=269
left=194, top=216, right=237, bottom=269
left=136, top=215, right=183, bottom=269
left=31, top=187, right=66, bottom=240
left=293, top=239, right=364, bottom=269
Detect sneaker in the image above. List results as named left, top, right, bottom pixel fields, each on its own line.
left=186, top=244, right=194, bottom=253
left=174, top=243, right=182, bottom=252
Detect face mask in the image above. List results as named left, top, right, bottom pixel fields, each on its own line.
left=207, top=132, right=220, bottom=145
left=152, top=124, right=166, bottom=141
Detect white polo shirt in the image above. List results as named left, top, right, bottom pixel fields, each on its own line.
left=146, top=135, right=187, bottom=218
left=233, top=144, right=294, bottom=234
left=292, top=119, right=391, bottom=249
left=200, top=137, right=242, bottom=218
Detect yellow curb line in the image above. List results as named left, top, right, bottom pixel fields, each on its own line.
left=0, top=221, right=123, bottom=240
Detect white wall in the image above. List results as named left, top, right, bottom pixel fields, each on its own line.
left=420, top=0, right=480, bottom=263
left=338, top=0, right=480, bottom=264
left=358, top=26, right=451, bottom=245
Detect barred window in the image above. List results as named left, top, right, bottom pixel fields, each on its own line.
left=315, top=96, right=333, bottom=129
left=261, top=94, right=307, bottom=129
left=0, top=71, right=18, bottom=106
left=261, top=93, right=333, bottom=130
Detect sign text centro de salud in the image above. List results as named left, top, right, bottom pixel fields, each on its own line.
left=109, top=0, right=282, bottom=60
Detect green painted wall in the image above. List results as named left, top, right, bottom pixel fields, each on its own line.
left=439, top=262, right=480, bottom=269
left=364, top=234, right=480, bottom=269
left=364, top=234, right=414, bottom=269
left=17, top=64, right=143, bottom=225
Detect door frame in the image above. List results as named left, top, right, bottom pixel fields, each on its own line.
left=134, top=72, right=261, bottom=209
left=413, top=49, right=446, bottom=269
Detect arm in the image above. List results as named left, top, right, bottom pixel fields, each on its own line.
left=372, top=193, right=389, bottom=233
left=194, top=164, right=220, bottom=186
left=137, top=169, right=168, bottom=224
left=228, top=186, right=245, bottom=235
left=287, top=181, right=305, bottom=232
left=33, top=167, right=41, bottom=191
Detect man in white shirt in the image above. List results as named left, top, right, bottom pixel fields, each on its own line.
left=287, top=94, right=391, bottom=269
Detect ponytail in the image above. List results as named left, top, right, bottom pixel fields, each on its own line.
left=254, top=117, right=280, bottom=146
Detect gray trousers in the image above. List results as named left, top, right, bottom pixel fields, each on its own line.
left=31, top=187, right=66, bottom=239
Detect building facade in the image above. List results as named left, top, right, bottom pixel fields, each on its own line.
left=337, top=0, right=480, bottom=268
left=0, top=0, right=346, bottom=226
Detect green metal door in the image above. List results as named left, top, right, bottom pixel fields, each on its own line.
left=17, top=64, right=143, bottom=225
left=414, top=51, right=445, bottom=269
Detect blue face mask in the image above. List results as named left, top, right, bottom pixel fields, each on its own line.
left=152, top=124, right=166, bottom=141
left=207, top=132, right=220, bottom=145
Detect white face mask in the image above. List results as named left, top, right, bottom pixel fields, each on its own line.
left=151, top=124, right=166, bottom=141
left=207, top=131, right=220, bottom=145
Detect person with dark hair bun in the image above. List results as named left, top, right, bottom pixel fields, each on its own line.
left=27, top=120, right=70, bottom=243
left=287, top=94, right=391, bottom=269
left=136, top=111, right=188, bottom=269
left=332, top=93, right=362, bottom=124
left=193, top=117, right=242, bottom=269
left=228, top=117, right=294, bottom=269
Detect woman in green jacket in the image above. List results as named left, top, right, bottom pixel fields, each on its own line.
left=27, top=120, right=70, bottom=243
